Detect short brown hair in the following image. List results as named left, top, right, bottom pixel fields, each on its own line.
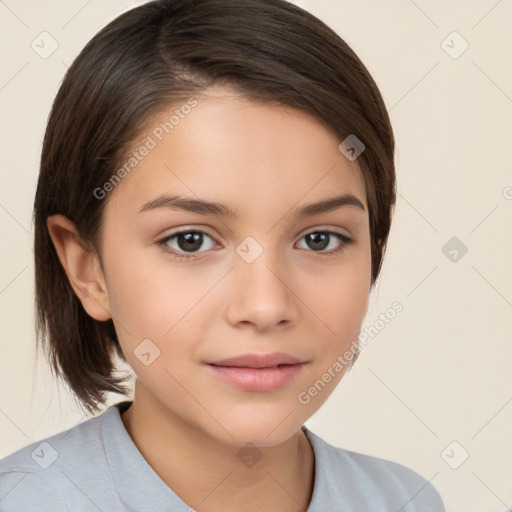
left=34, top=0, right=396, bottom=414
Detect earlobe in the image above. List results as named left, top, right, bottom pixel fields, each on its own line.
left=46, top=214, right=112, bottom=321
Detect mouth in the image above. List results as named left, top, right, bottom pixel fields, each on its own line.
left=205, top=356, right=307, bottom=392
left=207, top=352, right=306, bottom=369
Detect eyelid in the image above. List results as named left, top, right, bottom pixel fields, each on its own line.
left=299, top=224, right=352, bottom=239
left=156, top=225, right=218, bottom=242
left=157, top=227, right=219, bottom=248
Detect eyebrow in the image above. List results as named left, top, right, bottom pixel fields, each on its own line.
left=137, top=193, right=366, bottom=218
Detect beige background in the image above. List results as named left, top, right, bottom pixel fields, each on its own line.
left=0, top=1, right=511, bottom=511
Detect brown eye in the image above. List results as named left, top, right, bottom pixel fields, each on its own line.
left=297, top=231, right=354, bottom=253
left=158, top=230, right=217, bottom=259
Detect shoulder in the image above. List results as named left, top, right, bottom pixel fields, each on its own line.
left=0, top=469, right=68, bottom=512
left=0, top=408, right=106, bottom=471
left=0, top=407, right=118, bottom=512
left=304, top=428, right=445, bottom=511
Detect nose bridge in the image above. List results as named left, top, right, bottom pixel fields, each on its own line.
left=235, top=236, right=287, bottom=296
left=226, top=235, right=296, bottom=328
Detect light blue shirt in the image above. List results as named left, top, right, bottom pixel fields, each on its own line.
left=0, top=401, right=445, bottom=511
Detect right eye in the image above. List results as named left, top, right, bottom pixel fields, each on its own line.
left=157, top=230, right=218, bottom=260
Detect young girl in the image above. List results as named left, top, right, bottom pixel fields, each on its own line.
left=0, top=0, right=445, bottom=510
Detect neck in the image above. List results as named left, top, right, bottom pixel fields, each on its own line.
left=121, top=380, right=315, bottom=512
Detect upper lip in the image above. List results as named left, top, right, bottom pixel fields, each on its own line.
left=207, top=352, right=305, bottom=368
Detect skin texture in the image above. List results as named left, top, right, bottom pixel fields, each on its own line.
left=47, top=87, right=372, bottom=512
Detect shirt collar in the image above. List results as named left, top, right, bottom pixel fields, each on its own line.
left=102, top=401, right=334, bottom=511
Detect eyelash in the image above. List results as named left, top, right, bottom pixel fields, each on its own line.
left=156, top=229, right=354, bottom=261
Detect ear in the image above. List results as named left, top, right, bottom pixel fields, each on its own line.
left=46, top=214, right=112, bottom=321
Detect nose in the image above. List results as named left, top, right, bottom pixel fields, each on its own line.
left=224, top=248, right=299, bottom=332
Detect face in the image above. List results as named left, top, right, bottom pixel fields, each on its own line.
left=97, top=86, right=372, bottom=447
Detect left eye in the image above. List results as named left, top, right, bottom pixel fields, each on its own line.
left=297, top=231, right=353, bottom=252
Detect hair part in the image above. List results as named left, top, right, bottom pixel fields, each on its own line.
left=34, top=0, right=396, bottom=414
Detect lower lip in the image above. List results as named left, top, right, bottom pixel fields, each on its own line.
left=206, top=363, right=305, bottom=392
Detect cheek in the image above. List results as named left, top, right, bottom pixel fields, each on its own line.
left=101, top=243, right=173, bottom=343
left=308, top=251, right=371, bottom=349
left=104, top=245, right=214, bottom=351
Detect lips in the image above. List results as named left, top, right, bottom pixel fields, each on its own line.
left=205, top=352, right=307, bottom=392
left=207, top=352, right=305, bottom=369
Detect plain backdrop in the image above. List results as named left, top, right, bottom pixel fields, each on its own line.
left=0, top=1, right=511, bottom=511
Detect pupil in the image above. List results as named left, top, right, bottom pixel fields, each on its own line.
left=178, top=232, right=203, bottom=252
left=308, top=232, right=328, bottom=250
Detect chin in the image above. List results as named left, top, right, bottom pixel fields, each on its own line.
left=204, top=416, right=302, bottom=449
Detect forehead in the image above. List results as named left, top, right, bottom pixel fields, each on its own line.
left=103, top=88, right=367, bottom=221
